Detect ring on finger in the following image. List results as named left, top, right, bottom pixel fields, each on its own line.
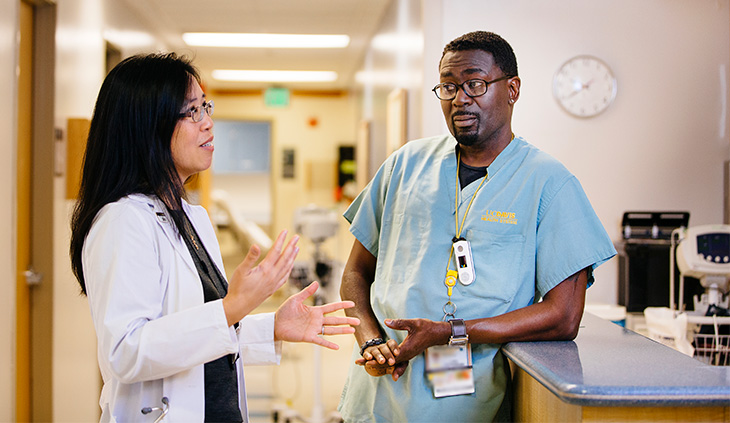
left=321, top=325, right=325, bottom=336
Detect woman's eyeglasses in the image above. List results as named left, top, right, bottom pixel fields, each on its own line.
left=178, top=100, right=214, bottom=123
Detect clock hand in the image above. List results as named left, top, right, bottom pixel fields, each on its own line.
left=565, top=86, right=584, bottom=99
left=564, top=78, right=595, bottom=99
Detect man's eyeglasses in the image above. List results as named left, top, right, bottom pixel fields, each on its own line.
left=432, top=76, right=512, bottom=101
left=179, top=100, right=214, bottom=123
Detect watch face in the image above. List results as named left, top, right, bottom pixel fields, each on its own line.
left=553, top=55, right=617, bottom=118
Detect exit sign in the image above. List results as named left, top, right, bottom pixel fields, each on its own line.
left=264, top=87, right=290, bottom=107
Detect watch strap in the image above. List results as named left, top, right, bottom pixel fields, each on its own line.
left=449, top=319, right=467, bottom=337
left=448, top=318, right=468, bottom=346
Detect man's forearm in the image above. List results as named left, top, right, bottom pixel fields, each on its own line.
left=466, top=268, right=588, bottom=344
left=340, top=240, right=383, bottom=347
left=340, top=272, right=383, bottom=346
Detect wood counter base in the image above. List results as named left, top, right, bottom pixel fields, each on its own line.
left=511, top=355, right=729, bottom=422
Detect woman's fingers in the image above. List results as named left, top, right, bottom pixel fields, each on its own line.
left=223, top=231, right=300, bottom=325
left=309, top=336, right=340, bottom=351
left=237, top=244, right=261, bottom=273
left=264, top=231, right=296, bottom=263
left=320, top=326, right=356, bottom=335
left=317, top=300, right=355, bottom=314
left=249, top=232, right=299, bottom=291
left=272, top=237, right=299, bottom=280
left=321, top=315, right=360, bottom=327
left=255, top=230, right=288, bottom=270
left=291, top=281, right=319, bottom=302
left=271, top=230, right=288, bottom=253
left=260, top=234, right=299, bottom=282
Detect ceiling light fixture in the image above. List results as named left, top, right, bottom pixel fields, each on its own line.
left=212, top=70, right=338, bottom=83
left=183, top=32, right=350, bottom=48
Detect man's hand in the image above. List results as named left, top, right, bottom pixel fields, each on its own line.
left=360, top=359, right=409, bottom=381
left=385, top=318, right=450, bottom=362
left=355, top=339, right=407, bottom=380
left=357, top=338, right=400, bottom=366
left=356, top=318, right=451, bottom=381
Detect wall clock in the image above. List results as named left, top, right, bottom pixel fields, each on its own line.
left=552, top=55, right=617, bottom=118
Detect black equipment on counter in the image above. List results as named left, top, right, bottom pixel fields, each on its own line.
left=618, top=211, right=702, bottom=312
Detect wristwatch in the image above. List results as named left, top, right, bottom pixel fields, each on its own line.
left=448, top=318, right=469, bottom=346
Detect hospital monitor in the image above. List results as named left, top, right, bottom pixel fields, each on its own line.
left=676, top=224, right=730, bottom=294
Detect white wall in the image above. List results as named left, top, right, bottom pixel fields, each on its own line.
left=53, top=0, right=166, bottom=420
left=54, top=2, right=106, bottom=419
left=421, top=0, right=730, bottom=305
left=0, top=0, right=18, bottom=420
left=355, top=0, right=424, bottom=174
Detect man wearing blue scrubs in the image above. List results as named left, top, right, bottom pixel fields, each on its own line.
left=338, top=31, right=616, bottom=422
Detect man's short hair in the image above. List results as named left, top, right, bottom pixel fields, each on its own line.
left=441, top=31, right=518, bottom=77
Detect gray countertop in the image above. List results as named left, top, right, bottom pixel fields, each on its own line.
left=502, top=312, right=730, bottom=406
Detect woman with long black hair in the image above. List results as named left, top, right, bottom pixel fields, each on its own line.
left=70, top=52, right=358, bottom=422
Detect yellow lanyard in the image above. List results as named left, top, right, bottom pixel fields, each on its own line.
left=443, top=150, right=488, bottom=319
left=448, top=152, right=488, bottom=269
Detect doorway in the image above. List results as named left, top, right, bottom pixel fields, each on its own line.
left=16, top=0, right=56, bottom=420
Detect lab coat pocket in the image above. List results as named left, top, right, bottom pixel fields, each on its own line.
left=457, top=229, right=525, bottom=303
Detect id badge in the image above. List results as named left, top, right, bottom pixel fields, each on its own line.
left=424, top=344, right=475, bottom=398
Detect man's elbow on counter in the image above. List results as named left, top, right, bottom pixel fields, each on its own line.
left=559, top=310, right=584, bottom=341
left=546, top=306, right=584, bottom=341
left=563, top=324, right=581, bottom=341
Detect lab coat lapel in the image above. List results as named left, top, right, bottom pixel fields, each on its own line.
left=138, top=195, right=197, bottom=274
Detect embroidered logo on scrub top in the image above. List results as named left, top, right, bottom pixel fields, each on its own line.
left=481, top=210, right=518, bottom=225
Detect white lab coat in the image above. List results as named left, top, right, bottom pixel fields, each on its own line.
left=83, top=193, right=281, bottom=422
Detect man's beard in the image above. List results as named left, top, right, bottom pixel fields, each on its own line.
left=454, top=128, right=480, bottom=146
left=451, top=113, right=480, bottom=146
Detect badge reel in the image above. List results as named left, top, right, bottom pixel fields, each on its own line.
left=453, top=239, right=475, bottom=285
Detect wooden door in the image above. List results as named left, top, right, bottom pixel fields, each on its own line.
left=17, top=1, right=56, bottom=420
left=16, top=1, right=33, bottom=419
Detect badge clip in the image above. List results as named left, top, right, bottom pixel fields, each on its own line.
left=453, top=239, right=475, bottom=285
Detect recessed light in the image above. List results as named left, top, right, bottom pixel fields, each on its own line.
left=183, top=33, right=350, bottom=49
left=211, top=70, right=338, bottom=83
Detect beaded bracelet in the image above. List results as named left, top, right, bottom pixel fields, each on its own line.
left=359, top=337, right=385, bottom=357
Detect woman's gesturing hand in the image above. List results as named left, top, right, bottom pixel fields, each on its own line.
left=274, top=281, right=360, bottom=350
left=222, top=230, right=299, bottom=326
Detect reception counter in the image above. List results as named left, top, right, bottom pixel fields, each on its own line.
left=503, top=312, right=730, bottom=422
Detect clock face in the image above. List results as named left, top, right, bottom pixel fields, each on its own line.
left=553, top=55, right=617, bottom=118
